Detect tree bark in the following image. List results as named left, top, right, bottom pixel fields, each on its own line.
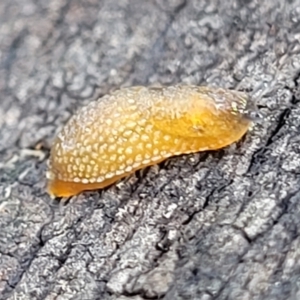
left=1, top=0, right=300, bottom=299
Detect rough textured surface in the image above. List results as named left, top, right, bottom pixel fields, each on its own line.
left=0, top=0, right=300, bottom=299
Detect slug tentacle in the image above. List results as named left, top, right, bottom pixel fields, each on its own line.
left=46, top=85, right=254, bottom=198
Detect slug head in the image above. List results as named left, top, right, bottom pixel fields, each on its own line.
left=151, top=86, right=257, bottom=149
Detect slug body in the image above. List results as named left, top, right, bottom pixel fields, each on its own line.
left=47, top=85, right=253, bottom=197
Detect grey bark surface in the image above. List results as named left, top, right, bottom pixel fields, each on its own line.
left=1, top=0, right=300, bottom=299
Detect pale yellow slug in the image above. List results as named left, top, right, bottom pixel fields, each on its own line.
left=46, top=85, right=254, bottom=197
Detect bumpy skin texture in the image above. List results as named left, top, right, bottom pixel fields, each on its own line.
left=46, top=85, right=253, bottom=197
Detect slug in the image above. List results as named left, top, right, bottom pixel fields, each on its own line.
left=46, top=85, right=255, bottom=197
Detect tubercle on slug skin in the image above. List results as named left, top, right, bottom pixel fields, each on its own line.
left=46, top=85, right=255, bottom=198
